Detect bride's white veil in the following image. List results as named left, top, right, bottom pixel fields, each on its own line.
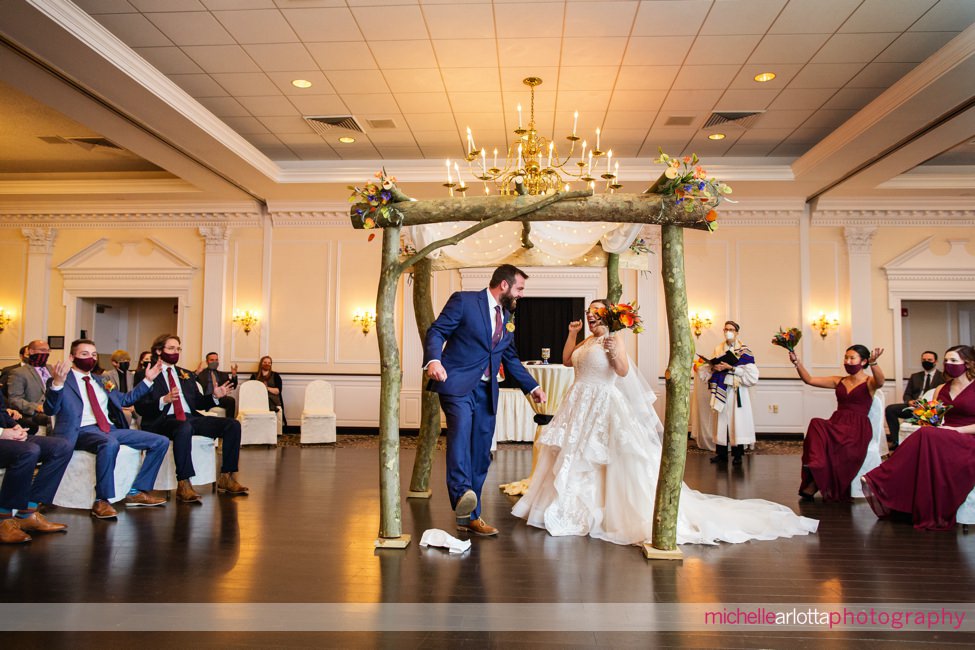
left=616, top=356, right=665, bottom=438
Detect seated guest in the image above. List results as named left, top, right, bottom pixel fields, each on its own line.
left=133, top=350, right=152, bottom=384
left=136, top=334, right=248, bottom=503
left=8, top=339, right=54, bottom=430
left=251, top=355, right=286, bottom=426
left=44, top=339, right=168, bottom=519
left=0, top=345, right=29, bottom=396
left=196, top=352, right=238, bottom=417
left=862, top=345, right=975, bottom=530
left=0, top=409, right=73, bottom=544
left=106, top=349, right=138, bottom=428
left=789, top=345, right=885, bottom=502
left=884, top=350, right=944, bottom=450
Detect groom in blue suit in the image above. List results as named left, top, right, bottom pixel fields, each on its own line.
left=424, top=264, right=546, bottom=536
left=44, top=339, right=169, bottom=519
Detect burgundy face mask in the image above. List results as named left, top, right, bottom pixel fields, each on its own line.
left=73, top=357, right=97, bottom=373
left=844, top=363, right=863, bottom=375
left=944, top=362, right=967, bottom=379
left=160, top=351, right=180, bottom=365
left=28, top=352, right=49, bottom=367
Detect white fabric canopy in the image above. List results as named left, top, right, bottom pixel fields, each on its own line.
left=409, top=221, right=646, bottom=268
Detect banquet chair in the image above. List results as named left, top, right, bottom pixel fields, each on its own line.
left=237, top=380, right=277, bottom=445
left=152, top=436, right=218, bottom=493
left=52, top=446, right=143, bottom=509
left=851, top=390, right=886, bottom=498
left=300, top=380, right=336, bottom=444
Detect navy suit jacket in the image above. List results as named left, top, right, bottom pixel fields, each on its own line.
left=423, top=290, right=538, bottom=411
left=136, top=366, right=215, bottom=431
left=44, top=372, right=152, bottom=442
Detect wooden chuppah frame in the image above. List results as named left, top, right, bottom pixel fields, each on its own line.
left=359, top=189, right=708, bottom=555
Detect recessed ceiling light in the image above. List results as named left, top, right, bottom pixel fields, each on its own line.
left=753, top=72, right=776, bottom=83
left=708, top=133, right=726, bottom=140
left=338, top=136, right=356, bottom=144
left=291, top=79, right=312, bottom=89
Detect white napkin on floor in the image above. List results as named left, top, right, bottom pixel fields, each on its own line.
left=419, top=528, right=471, bottom=554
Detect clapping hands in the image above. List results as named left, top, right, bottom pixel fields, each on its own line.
left=568, top=320, right=583, bottom=335
left=51, top=360, right=71, bottom=387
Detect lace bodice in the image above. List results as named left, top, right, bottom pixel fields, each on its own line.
left=572, top=336, right=619, bottom=386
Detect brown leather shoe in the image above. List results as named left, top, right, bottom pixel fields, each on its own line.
left=217, top=472, right=249, bottom=495
left=457, top=518, right=499, bottom=537
left=176, top=480, right=202, bottom=504
left=90, top=500, right=118, bottom=520
left=13, top=511, right=67, bottom=533
left=0, top=519, right=31, bottom=544
left=124, top=491, right=166, bottom=507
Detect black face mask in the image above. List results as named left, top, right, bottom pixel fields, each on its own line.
left=28, top=352, right=49, bottom=367
left=118, top=361, right=130, bottom=372
left=921, top=360, right=936, bottom=371
left=141, top=360, right=151, bottom=369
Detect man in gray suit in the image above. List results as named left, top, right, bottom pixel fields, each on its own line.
left=106, top=349, right=138, bottom=428
left=8, top=340, right=54, bottom=429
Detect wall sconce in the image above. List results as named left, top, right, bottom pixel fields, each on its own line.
left=688, top=311, right=713, bottom=338
left=352, top=309, right=376, bottom=335
left=811, top=312, right=839, bottom=339
left=0, top=307, right=13, bottom=333
left=232, top=309, right=259, bottom=335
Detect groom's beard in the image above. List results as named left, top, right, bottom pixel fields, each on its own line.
left=499, top=290, right=517, bottom=312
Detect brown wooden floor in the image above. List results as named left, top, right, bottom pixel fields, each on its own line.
left=3, top=443, right=975, bottom=648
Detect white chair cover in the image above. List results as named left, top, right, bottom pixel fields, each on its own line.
left=301, top=380, right=337, bottom=444
left=237, top=380, right=277, bottom=445
left=153, top=437, right=218, bottom=490
left=851, top=390, right=886, bottom=498
left=52, top=446, right=142, bottom=509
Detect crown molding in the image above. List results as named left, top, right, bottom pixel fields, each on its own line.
left=878, top=166, right=975, bottom=190
left=0, top=178, right=200, bottom=195
left=812, top=210, right=975, bottom=227
left=0, top=205, right=262, bottom=228
left=27, top=0, right=280, bottom=181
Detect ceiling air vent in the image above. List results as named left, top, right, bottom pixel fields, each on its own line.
left=303, top=115, right=365, bottom=137
left=703, top=111, right=765, bottom=129
left=664, top=115, right=695, bottom=126
left=366, top=118, right=397, bottom=130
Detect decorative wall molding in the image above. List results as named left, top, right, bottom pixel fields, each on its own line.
left=813, top=210, right=975, bottom=227
left=717, top=210, right=802, bottom=226
left=844, top=225, right=877, bottom=254
left=20, top=227, right=57, bottom=253
left=268, top=211, right=349, bottom=227
left=199, top=225, right=231, bottom=253
left=1, top=213, right=261, bottom=228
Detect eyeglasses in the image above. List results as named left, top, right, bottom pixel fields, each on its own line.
left=163, top=346, right=182, bottom=352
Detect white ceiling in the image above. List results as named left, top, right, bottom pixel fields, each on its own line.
left=1, top=0, right=974, bottom=206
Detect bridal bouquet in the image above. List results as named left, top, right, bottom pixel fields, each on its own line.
left=592, top=302, right=644, bottom=334
left=771, top=327, right=802, bottom=353
left=906, top=398, right=951, bottom=427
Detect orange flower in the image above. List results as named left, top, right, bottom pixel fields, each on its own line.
left=619, top=313, right=634, bottom=327
left=705, top=209, right=718, bottom=222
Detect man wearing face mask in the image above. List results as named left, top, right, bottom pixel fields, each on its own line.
left=44, top=339, right=169, bottom=519
left=884, top=350, right=944, bottom=450
left=136, top=334, right=248, bottom=503
left=196, top=352, right=238, bottom=418
left=700, top=321, right=759, bottom=466
left=8, top=340, right=55, bottom=430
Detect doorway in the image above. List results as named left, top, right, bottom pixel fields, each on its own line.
left=900, top=299, right=975, bottom=372
left=77, top=297, right=178, bottom=358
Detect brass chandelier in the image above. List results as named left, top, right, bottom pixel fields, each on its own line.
left=444, top=76, right=620, bottom=197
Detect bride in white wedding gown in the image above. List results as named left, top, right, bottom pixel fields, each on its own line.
left=512, top=301, right=819, bottom=546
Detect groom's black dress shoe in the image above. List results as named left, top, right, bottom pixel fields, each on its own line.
left=709, top=455, right=727, bottom=464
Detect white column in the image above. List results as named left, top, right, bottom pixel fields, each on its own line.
left=199, top=225, right=230, bottom=357
left=799, top=205, right=812, bottom=363
left=260, top=208, right=273, bottom=357
left=636, top=226, right=661, bottom=390
left=21, top=227, right=57, bottom=344
left=844, top=225, right=877, bottom=345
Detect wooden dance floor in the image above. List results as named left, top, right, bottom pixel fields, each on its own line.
left=3, top=442, right=974, bottom=648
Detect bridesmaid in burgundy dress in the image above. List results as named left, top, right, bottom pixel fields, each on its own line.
left=788, top=344, right=885, bottom=502
left=862, top=345, right=975, bottom=531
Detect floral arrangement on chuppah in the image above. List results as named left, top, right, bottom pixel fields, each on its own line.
left=648, top=149, right=733, bottom=231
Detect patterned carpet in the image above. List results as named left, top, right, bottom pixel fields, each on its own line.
left=278, top=433, right=804, bottom=454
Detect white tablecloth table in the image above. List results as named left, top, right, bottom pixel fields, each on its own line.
left=498, top=363, right=574, bottom=495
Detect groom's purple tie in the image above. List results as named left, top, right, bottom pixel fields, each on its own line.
left=491, top=305, right=503, bottom=348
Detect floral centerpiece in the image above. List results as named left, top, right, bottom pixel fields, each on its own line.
left=906, top=398, right=951, bottom=427
left=648, top=149, right=732, bottom=231
left=349, top=169, right=406, bottom=230
left=771, top=327, right=802, bottom=353
left=591, top=302, right=644, bottom=334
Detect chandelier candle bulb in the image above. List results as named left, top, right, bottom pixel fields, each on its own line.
left=548, top=142, right=553, bottom=167
left=493, top=148, right=498, bottom=169
left=481, top=148, right=487, bottom=171
left=595, top=127, right=601, bottom=152
left=607, top=150, right=612, bottom=173
left=446, top=159, right=452, bottom=183
left=573, top=111, right=578, bottom=136
left=517, top=104, right=522, bottom=129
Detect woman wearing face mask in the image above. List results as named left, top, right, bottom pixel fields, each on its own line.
left=789, top=344, right=885, bottom=502
left=861, top=345, right=975, bottom=530
left=251, top=356, right=286, bottom=427
left=512, top=301, right=818, bottom=546
left=132, top=351, right=152, bottom=384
